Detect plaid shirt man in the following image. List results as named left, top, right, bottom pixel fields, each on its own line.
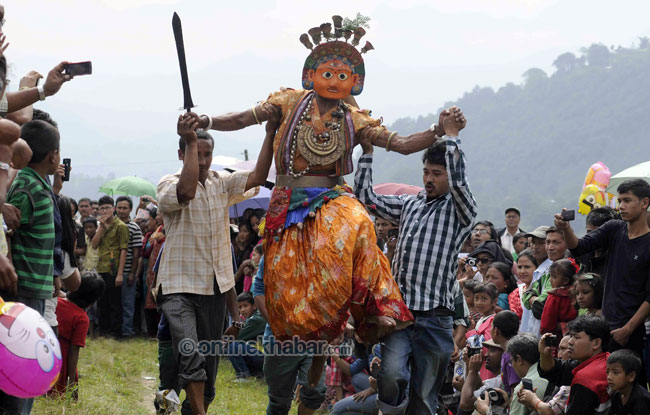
left=354, top=136, right=478, bottom=311
left=156, top=169, right=257, bottom=296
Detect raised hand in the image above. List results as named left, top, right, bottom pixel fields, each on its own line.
left=43, top=62, right=73, bottom=97
left=441, top=106, right=467, bottom=137
left=177, top=113, right=199, bottom=144
left=19, top=70, right=43, bottom=89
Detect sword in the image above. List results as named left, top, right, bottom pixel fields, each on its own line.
left=172, top=12, right=195, bottom=112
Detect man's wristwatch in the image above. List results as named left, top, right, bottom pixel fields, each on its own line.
left=0, top=161, right=9, bottom=172
left=429, top=123, right=443, bottom=138
left=37, top=85, right=46, bottom=101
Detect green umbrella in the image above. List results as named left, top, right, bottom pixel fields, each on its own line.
left=606, top=161, right=650, bottom=193
left=99, top=176, right=157, bottom=198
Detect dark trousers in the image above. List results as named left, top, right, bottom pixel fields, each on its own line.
left=608, top=324, right=647, bottom=386
left=98, top=272, right=123, bottom=338
left=158, top=284, right=226, bottom=408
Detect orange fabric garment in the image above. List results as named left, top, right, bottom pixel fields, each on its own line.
left=263, top=194, right=413, bottom=342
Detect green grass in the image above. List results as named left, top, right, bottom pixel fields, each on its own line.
left=32, top=336, right=280, bottom=415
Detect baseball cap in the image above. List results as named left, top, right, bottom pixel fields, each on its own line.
left=525, top=226, right=549, bottom=239
left=482, top=339, right=504, bottom=350
left=505, top=207, right=520, bottom=216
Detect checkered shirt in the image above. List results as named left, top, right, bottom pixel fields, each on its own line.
left=156, top=169, right=258, bottom=295
left=354, top=137, right=478, bottom=311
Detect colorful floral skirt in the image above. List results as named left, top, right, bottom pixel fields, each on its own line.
left=263, top=192, right=413, bottom=342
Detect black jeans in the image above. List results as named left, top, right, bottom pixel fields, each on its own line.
left=98, top=272, right=123, bottom=338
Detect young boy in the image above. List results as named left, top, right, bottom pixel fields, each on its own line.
left=227, top=292, right=267, bottom=381
left=52, top=274, right=105, bottom=399
left=538, top=314, right=611, bottom=415
left=607, top=349, right=650, bottom=415
left=491, top=310, right=521, bottom=394
left=2, top=120, right=60, bottom=314
left=82, top=217, right=99, bottom=272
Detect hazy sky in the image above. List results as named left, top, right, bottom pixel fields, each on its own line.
left=4, top=0, right=650, bottom=189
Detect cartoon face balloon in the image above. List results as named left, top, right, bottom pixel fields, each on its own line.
left=0, top=300, right=62, bottom=398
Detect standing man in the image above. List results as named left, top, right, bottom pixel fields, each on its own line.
left=498, top=207, right=524, bottom=254
left=92, top=195, right=129, bottom=339
left=155, top=114, right=274, bottom=415
left=115, top=195, right=143, bottom=339
left=77, top=197, right=93, bottom=223
left=355, top=108, right=477, bottom=414
left=554, top=179, right=650, bottom=361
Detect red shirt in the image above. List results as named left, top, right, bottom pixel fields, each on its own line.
left=52, top=298, right=89, bottom=395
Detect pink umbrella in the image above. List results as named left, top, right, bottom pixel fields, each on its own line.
left=373, top=182, right=423, bottom=196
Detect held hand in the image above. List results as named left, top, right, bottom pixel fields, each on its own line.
left=43, top=62, right=73, bottom=97
left=115, top=274, right=123, bottom=287
left=53, top=164, right=65, bottom=194
left=450, top=343, right=460, bottom=362
left=177, top=113, right=199, bottom=143
left=539, top=333, right=554, bottom=358
left=610, top=326, right=632, bottom=346
left=369, top=376, right=377, bottom=391
left=127, top=274, right=136, bottom=286
left=352, top=388, right=375, bottom=402
left=0, top=254, right=18, bottom=295
left=553, top=209, right=570, bottom=230
left=441, top=106, right=466, bottom=137
left=19, top=70, right=43, bottom=89
left=517, top=387, right=539, bottom=407
left=452, top=375, right=464, bottom=391
left=468, top=351, right=483, bottom=373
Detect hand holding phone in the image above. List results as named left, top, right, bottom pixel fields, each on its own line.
left=544, top=334, right=559, bottom=348
left=521, top=378, right=534, bottom=391
left=62, top=158, right=71, bottom=182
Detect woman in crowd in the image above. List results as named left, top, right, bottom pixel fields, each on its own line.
left=484, top=262, right=518, bottom=312
left=233, top=219, right=258, bottom=293
left=516, top=250, right=539, bottom=334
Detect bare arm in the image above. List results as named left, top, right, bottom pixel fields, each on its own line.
left=226, top=287, right=240, bottom=323
left=6, top=63, right=72, bottom=113
left=91, top=223, right=105, bottom=250
left=611, top=301, right=650, bottom=346
left=333, top=355, right=352, bottom=377
left=254, top=294, right=269, bottom=321
left=200, top=103, right=280, bottom=132
left=244, top=115, right=279, bottom=191
left=459, top=353, right=484, bottom=411
left=115, top=248, right=127, bottom=286
left=61, top=269, right=81, bottom=292
left=175, top=115, right=200, bottom=204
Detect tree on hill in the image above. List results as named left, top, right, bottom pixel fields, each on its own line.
left=369, top=39, right=650, bottom=230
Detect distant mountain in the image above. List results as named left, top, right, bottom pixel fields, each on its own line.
left=371, top=39, right=650, bottom=230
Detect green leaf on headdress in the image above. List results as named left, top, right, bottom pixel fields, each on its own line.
left=342, top=13, right=371, bottom=31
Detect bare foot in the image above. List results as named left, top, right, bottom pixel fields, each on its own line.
left=307, top=354, right=327, bottom=387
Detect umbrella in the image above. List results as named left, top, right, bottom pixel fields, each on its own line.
left=99, top=176, right=157, bottom=198
left=229, top=186, right=271, bottom=218
left=373, top=182, right=423, bottom=196
left=606, top=161, right=650, bottom=193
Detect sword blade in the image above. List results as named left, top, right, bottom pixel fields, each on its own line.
left=172, top=12, right=195, bottom=112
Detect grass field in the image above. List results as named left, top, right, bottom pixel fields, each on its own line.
left=32, top=337, right=286, bottom=415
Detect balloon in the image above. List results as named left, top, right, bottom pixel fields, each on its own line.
left=0, top=298, right=62, bottom=398
left=579, top=162, right=612, bottom=215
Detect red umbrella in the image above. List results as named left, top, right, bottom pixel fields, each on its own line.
left=373, top=182, right=423, bottom=196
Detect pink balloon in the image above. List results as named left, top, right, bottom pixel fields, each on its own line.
left=0, top=301, right=62, bottom=398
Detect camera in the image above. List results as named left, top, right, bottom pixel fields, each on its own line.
left=561, top=209, right=575, bottom=221
left=544, top=335, right=559, bottom=348
left=467, top=257, right=477, bottom=267
left=467, top=346, right=482, bottom=357
left=488, top=389, right=506, bottom=406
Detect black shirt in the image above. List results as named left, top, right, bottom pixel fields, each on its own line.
left=571, top=220, right=650, bottom=329
left=610, top=384, right=650, bottom=415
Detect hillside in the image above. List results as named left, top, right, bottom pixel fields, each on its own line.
left=372, top=40, right=650, bottom=229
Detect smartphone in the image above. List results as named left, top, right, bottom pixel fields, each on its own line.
left=561, top=209, right=575, bottom=221
left=64, top=61, right=92, bottom=76
left=522, top=378, right=534, bottom=391
left=62, top=158, right=71, bottom=182
left=388, top=228, right=399, bottom=239
left=467, top=346, right=482, bottom=357
left=544, top=335, right=559, bottom=348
